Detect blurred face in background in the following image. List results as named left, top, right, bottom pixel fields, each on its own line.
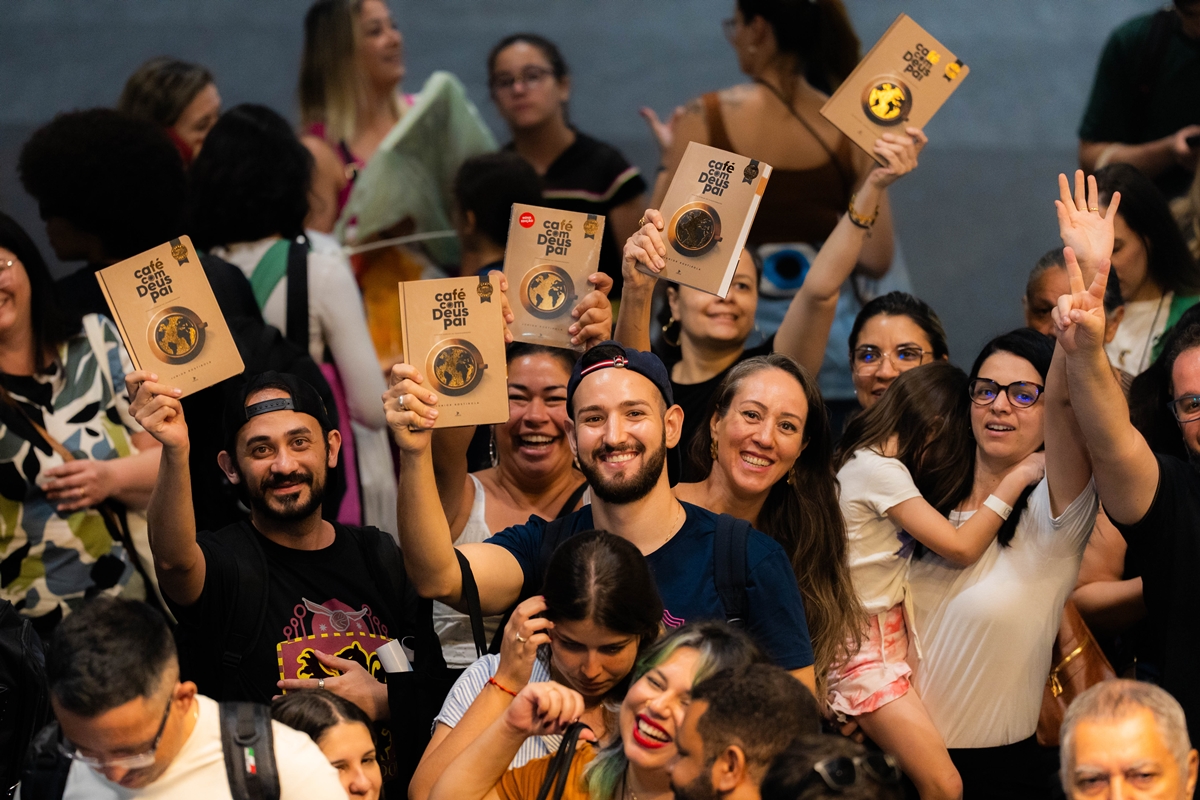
left=356, top=0, right=404, bottom=90
left=668, top=251, right=758, bottom=356
left=1110, top=211, right=1154, bottom=303
left=171, top=83, right=221, bottom=159
left=490, top=41, right=569, bottom=132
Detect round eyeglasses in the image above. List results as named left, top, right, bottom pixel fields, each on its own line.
left=968, top=379, right=1044, bottom=408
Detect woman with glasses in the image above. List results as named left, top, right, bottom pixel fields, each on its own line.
left=761, top=735, right=902, bottom=800
left=847, top=292, right=950, bottom=412
left=830, top=362, right=1045, bottom=799
left=904, top=327, right=1098, bottom=798
left=487, top=34, right=646, bottom=297
left=617, top=132, right=924, bottom=482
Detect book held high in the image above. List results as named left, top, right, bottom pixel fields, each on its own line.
left=95, top=236, right=244, bottom=396
left=503, top=203, right=604, bottom=350
left=397, top=273, right=508, bottom=428
left=639, top=142, right=772, bottom=298
left=821, top=13, right=969, bottom=163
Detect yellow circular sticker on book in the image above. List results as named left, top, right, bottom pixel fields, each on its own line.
left=862, top=78, right=911, bottom=125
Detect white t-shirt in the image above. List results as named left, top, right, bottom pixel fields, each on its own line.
left=1105, top=292, right=1172, bottom=377
left=41, top=695, right=346, bottom=800
left=837, top=449, right=924, bottom=615
left=908, top=479, right=1098, bottom=748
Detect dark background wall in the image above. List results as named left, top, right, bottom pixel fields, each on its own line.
left=0, top=0, right=1161, bottom=363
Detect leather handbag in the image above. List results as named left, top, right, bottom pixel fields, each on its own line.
left=1036, top=599, right=1117, bottom=746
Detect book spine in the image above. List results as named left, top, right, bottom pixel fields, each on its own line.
left=94, top=271, right=142, bottom=373
left=718, top=169, right=772, bottom=298
left=397, top=281, right=409, bottom=368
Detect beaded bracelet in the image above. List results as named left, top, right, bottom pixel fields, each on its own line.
left=487, top=676, right=518, bottom=698
left=847, top=193, right=879, bottom=229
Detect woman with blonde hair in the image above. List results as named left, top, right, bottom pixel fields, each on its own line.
left=298, top=0, right=411, bottom=230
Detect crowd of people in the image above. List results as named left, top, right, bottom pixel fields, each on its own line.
left=5, top=1, right=1200, bottom=799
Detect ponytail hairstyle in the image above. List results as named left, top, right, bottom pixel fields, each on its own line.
left=540, top=530, right=664, bottom=692
left=967, top=328, right=1055, bottom=547
left=584, top=621, right=767, bottom=800
left=836, top=361, right=975, bottom=517
left=735, top=0, right=861, bottom=93
left=690, top=354, right=864, bottom=697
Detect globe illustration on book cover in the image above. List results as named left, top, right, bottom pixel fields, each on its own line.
left=520, top=265, right=575, bottom=319
left=148, top=307, right=207, bottom=364
left=428, top=339, right=487, bottom=396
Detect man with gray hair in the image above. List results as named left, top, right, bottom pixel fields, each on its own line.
left=1061, top=679, right=1198, bottom=798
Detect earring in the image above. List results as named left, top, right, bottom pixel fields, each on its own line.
left=787, top=466, right=798, bottom=485
left=489, top=427, right=498, bottom=468
left=710, top=437, right=718, bottom=460
left=661, top=316, right=681, bottom=348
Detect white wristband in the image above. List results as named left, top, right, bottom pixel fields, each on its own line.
left=983, top=494, right=1013, bottom=521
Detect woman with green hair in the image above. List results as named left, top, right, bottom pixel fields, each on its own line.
left=428, top=621, right=769, bottom=800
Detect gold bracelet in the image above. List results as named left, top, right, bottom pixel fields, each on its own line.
left=847, top=193, right=879, bottom=229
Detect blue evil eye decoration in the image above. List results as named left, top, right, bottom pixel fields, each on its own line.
left=757, top=242, right=819, bottom=298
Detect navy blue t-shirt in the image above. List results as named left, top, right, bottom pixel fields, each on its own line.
left=486, top=502, right=813, bottom=670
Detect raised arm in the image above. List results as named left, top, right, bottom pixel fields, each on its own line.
left=1053, top=248, right=1160, bottom=525
left=774, top=129, right=926, bottom=374
left=124, top=370, right=206, bottom=606
left=612, top=208, right=667, bottom=352
left=885, top=452, right=1044, bottom=566
left=428, top=681, right=592, bottom=800
left=387, top=365, right=524, bottom=614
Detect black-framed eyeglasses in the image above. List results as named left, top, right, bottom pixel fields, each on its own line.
left=1168, top=394, right=1200, bottom=423
left=59, top=693, right=174, bottom=770
left=969, top=379, right=1044, bottom=408
left=798, top=752, right=903, bottom=792
left=489, top=66, right=553, bottom=92
left=852, top=345, right=930, bottom=374
left=721, top=16, right=738, bottom=41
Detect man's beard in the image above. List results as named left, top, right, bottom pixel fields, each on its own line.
left=246, top=468, right=326, bottom=523
left=670, top=770, right=718, bottom=800
left=577, top=431, right=666, bottom=505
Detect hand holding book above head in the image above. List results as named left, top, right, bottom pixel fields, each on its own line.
left=1055, top=169, right=1120, bottom=283
left=862, top=127, right=927, bottom=191
left=568, top=272, right=614, bottom=349
left=494, top=270, right=516, bottom=345
left=383, top=362, right=438, bottom=451
left=124, top=368, right=187, bottom=449
left=621, top=207, right=667, bottom=281
left=1052, top=247, right=1111, bottom=356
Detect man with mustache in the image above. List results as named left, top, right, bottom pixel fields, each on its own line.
left=126, top=369, right=423, bottom=710
left=1056, top=250, right=1200, bottom=777
left=389, top=341, right=815, bottom=688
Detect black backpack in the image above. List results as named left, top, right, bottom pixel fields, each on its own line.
left=0, top=602, right=50, bottom=800
left=18, top=702, right=278, bottom=800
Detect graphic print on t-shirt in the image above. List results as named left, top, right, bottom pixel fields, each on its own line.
left=276, top=597, right=390, bottom=683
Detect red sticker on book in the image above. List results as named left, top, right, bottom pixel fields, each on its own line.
left=519, top=212, right=535, bottom=228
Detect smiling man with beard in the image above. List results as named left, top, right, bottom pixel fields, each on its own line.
left=125, top=369, right=425, bottom=711
left=389, top=341, right=815, bottom=688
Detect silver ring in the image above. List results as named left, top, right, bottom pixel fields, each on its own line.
left=318, top=678, right=325, bottom=690
left=399, top=394, right=408, bottom=411
left=515, top=634, right=527, bottom=643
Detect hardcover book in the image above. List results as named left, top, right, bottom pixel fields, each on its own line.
left=639, top=141, right=771, bottom=297
left=503, top=203, right=604, bottom=350
left=95, top=236, right=244, bottom=397
left=398, top=273, right=508, bottom=428
left=821, top=13, right=969, bottom=164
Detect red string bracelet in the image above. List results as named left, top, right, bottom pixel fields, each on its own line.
left=488, top=676, right=518, bottom=697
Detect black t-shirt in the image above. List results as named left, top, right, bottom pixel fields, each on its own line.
left=169, top=521, right=413, bottom=703
left=1111, top=454, right=1200, bottom=747
left=511, top=131, right=647, bottom=297
left=487, top=502, right=814, bottom=670
left=656, top=336, right=775, bottom=484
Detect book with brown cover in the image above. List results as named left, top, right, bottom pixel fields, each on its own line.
left=821, top=13, right=968, bottom=164
left=95, top=236, right=244, bottom=397
left=640, top=141, right=772, bottom=298
left=503, top=203, right=604, bottom=350
left=398, top=273, right=508, bottom=428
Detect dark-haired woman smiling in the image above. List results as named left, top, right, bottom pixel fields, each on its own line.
left=488, top=34, right=646, bottom=296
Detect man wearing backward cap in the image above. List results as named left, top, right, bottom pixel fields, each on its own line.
left=126, top=368, right=427, bottom=716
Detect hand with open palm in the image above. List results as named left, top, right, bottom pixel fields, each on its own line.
left=1055, top=170, right=1121, bottom=285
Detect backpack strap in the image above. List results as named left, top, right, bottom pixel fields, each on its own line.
left=247, top=239, right=291, bottom=311
left=284, top=238, right=310, bottom=351
left=457, top=549, right=488, bottom=659
left=17, top=722, right=71, bottom=800
left=220, top=525, right=272, bottom=701
left=713, top=514, right=751, bottom=628
left=220, top=702, right=280, bottom=800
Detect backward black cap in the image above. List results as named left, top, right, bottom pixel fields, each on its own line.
left=222, top=371, right=333, bottom=452
left=566, top=341, right=674, bottom=414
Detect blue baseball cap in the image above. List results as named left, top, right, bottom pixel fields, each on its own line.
left=566, top=341, right=674, bottom=413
